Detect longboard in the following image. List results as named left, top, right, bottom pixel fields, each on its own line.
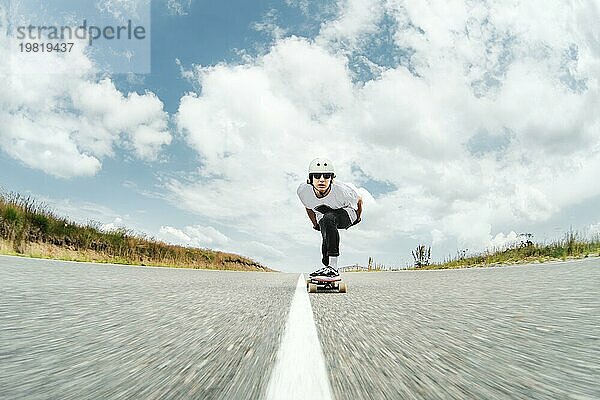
left=306, top=275, right=347, bottom=293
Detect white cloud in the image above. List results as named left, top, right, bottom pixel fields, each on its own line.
left=166, top=0, right=193, bottom=16
left=317, top=0, right=384, bottom=50
left=239, top=241, right=285, bottom=261
left=587, top=222, right=600, bottom=238
left=431, top=229, right=446, bottom=245
left=96, top=0, right=150, bottom=20
left=487, top=231, right=519, bottom=252
left=0, top=23, right=171, bottom=178
left=158, top=225, right=229, bottom=249
left=71, top=78, right=172, bottom=160
left=101, top=217, right=124, bottom=232
left=159, top=226, right=191, bottom=242
left=285, top=0, right=310, bottom=15
left=168, top=0, right=600, bottom=271
left=0, top=113, right=104, bottom=177
left=252, top=9, right=288, bottom=40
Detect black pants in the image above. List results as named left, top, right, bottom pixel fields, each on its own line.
left=317, top=206, right=353, bottom=266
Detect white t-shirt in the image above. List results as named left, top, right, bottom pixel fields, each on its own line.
left=297, top=180, right=360, bottom=223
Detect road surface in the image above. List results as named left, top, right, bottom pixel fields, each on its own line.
left=1, top=255, right=598, bottom=399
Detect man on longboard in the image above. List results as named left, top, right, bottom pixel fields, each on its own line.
left=297, top=158, right=363, bottom=277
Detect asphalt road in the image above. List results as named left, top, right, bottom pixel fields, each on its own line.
left=312, top=260, right=599, bottom=400
left=1, top=255, right=598, bottom=399
left=0, top=256, right=297, bottom=400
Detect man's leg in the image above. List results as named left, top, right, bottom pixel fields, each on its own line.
left=319, top=210, right=352, bottom=266
left=321, top=235, right=329, bottom=266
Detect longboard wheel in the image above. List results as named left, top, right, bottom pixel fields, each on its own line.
left=339, top=282, right=347, bottom=293
left=308, top=283, right=317, bottom=293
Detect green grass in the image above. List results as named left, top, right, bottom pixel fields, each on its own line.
left=410, top=230, right=600, bottom=270
left=0, top=190, right=272, bottom=271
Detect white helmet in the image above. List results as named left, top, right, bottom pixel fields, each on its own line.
left=308, top=157, right=335, bottom=175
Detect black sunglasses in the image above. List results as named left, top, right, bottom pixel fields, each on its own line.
left=311, top=173, right=333, bottom=179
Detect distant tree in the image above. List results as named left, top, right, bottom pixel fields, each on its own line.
left=412, top=245, right=431, bottom=267
left=518, top=233, right=534, bottom=248
left=457, top=249, right=468, bottom=260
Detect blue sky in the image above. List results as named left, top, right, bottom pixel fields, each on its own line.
left=1, top=0, right=600, bottom=272
left=1, top=0, right=309, bottom=223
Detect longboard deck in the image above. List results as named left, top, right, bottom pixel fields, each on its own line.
left=307, top=276, right=347, bottom=293
left=309, top=276, right=341, bottom=283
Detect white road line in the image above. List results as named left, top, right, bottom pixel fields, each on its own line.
left=264, top=274, right=333, bottom=400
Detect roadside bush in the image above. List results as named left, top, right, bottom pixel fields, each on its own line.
left=1, top=205, right=24, bottom=240
left=2, top=205, right=21, bottom=224
left=30, top=214, right=50, bottom=236
left=0, top=189, right=268, bottom=271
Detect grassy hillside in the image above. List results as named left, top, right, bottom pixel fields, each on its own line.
left=0, top=191, right=273, bottom=272
left=411, top=231, right=600, bottom=270
left=341, top=231, right=600, bottom=272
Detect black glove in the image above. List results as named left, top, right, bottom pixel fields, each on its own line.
left=313, top=224, right=320, bottom=231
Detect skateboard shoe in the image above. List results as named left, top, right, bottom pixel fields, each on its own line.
left=310, top=266, right=329, bottom=277
left=310, top=266, right=339, bottom=277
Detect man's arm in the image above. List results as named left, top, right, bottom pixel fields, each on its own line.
left=305, top=208, right=319, bottom=230
left=356, top=197, right=363, bottom=222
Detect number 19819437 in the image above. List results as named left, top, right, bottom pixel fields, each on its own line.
left=19, top=42, right=74, bottom=53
